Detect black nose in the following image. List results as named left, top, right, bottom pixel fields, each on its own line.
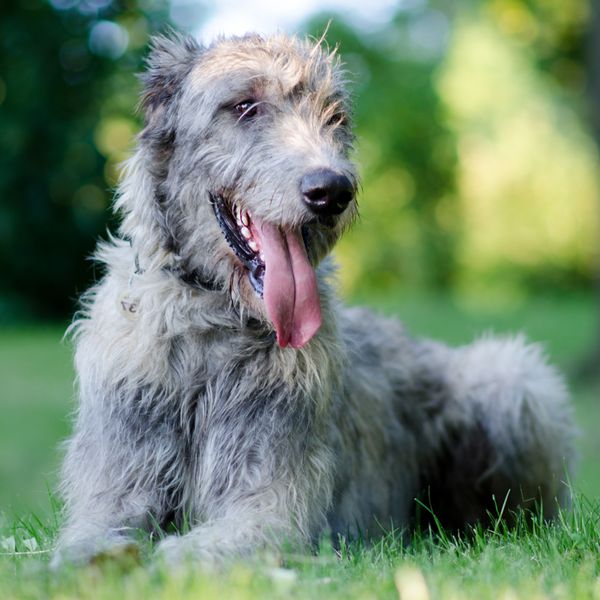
left=300, top=169, right=354, bottom=216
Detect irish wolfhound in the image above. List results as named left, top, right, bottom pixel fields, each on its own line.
left=53, top=32, right=575, bottom=567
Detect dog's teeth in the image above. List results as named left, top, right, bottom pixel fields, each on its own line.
left=248, top=240, right=258, bottom=252
left=259, top=252, right=265, bottom=262
left=241, top=211, right=249, bottom=226
left=235, top=206, right=244, bottom=227
left=241, top=226, right=251, bottom=239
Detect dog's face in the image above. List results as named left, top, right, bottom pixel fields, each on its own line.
left=137, top=33, right=358, bottom=348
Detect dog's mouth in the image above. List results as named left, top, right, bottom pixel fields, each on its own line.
left=212, top=194, right=266, bottom=296
left=211, top=194, right=322, bottom=349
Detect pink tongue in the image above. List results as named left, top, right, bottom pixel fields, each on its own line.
left=255, top=221, right=322, bottom=348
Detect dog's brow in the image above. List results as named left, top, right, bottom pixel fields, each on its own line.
left=220, top=73, right=269, bottom=103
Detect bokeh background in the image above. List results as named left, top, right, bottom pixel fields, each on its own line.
left=1, top=0, right=598, bottom=522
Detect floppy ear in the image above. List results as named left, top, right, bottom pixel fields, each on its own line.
left=137, top=33, right=201, bottom=252
left=139, top=32, right=201, bottom=122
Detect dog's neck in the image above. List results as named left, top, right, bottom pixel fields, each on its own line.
left=126, top=244, right=272, bottom=335
left=128, top=236, right=221, bottom=294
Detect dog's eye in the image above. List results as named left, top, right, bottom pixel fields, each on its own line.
left=234, top=100, right=259, bottom=120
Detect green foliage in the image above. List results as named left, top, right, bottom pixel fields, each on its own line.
left=0, top=0, right=168, bottom=319
left=438, top=11, right=599, bottom=299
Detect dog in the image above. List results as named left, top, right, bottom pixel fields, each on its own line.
left=53, top=32, right=575, bottom=567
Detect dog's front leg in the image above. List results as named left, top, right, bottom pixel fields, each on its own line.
left=155, top=509, right=293, bottom=568
left=52, top=427, right=166, bottom=569
left=52, top=384, right=185, bottom=568
left=156, top=440, right=333, bottom=568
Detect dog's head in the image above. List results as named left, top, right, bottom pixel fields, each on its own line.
left=128, top=32, right=358, bottom=348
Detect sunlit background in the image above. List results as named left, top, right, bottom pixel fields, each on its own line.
left=0, top=0, right=598, bottom=518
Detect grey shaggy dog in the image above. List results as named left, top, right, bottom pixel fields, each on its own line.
left=53, top=32, right=575, bottom=568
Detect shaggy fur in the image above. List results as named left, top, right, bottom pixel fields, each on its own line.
left=53, top=32, right=575, bottom=568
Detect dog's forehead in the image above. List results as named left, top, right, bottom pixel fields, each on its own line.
left=189, top=36, right=341, bottom=99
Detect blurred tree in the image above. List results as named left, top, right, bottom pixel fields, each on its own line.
left=484, top=0, right=587, bottom=86
left=444, top=0, right=595, bottom=300
left=439, top=11, right=598, bottom=301
left=0, top=0, right=168, bottom=319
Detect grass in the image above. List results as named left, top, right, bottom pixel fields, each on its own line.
left=0, top=292, right=598, bottom=599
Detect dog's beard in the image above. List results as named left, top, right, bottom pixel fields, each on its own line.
left=212, top=194, right=322, bottom=348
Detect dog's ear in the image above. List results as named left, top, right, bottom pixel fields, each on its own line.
left=140, top=32, right=201, bottom=122
left=138, top=33, right=201, bottom=252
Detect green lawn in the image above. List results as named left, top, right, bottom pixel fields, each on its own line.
left=0, top=293, right=598, bottom=599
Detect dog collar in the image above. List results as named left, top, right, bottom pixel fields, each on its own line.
left=163, top=263, right=220, bottom=293
left=131, top=251, right=220, bottom=293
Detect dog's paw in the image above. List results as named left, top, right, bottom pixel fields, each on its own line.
left=155, top=535, right=220, bottom=571
left=155, top=536, right=183, bottom=565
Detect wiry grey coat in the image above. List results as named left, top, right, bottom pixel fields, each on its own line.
left=53, top=32, right=575, bottom=567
